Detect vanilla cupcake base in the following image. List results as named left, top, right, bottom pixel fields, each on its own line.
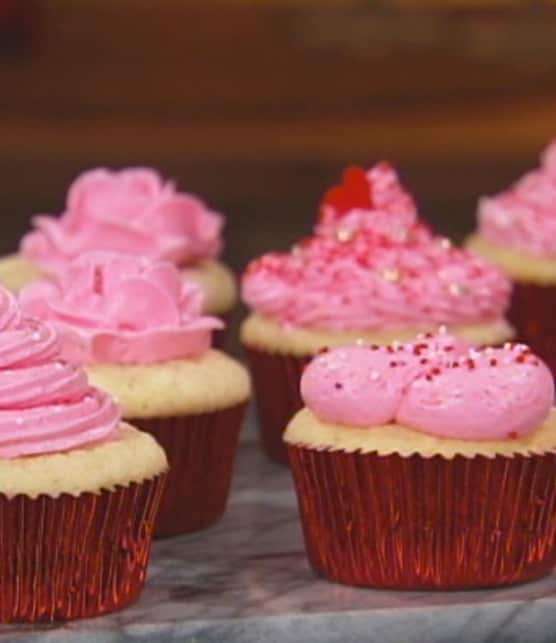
left=286, top=408, right=556, bottom=590
left=88, top=351, right=251, bottom=538
left=0, top=254, right=237, bottom=316
left=241, top=313, right=515, bottom=464
left=0, top=424, right=168, bottom=623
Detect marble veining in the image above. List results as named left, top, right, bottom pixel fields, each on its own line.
left=3, top=413, right=556, bottom=642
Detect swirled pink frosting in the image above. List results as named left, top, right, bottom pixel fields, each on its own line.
left=478, top=140, right=556, bottom=257
left=0, top=288, right=119, bottom=458
left=20, top=167, right=224, bottom=273
left=243, top=162, right=511, bottom=330
left=301, top=333, right=554, bottom=440
left=20, top=252, right=223, bottom=365
left=243, top=231, right=510, bottom=330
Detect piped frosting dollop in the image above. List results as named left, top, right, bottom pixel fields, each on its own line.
left=21, top=167, right=224, bottom=272
left=20, top=252, right=223, bottom=365
left=478, top=140, right=556, bottom=258
left=243, top=162, right=510, bottom=331
left=0, top=288, right=119, bottom=458
left=301, top=333, right=554, bottom=440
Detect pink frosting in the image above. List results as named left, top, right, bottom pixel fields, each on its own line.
left=243, top=231, right=510, bottom=331
left=243, top=162, right=511, bottom=330
left=0, top=288, right=119, bottom=458
left=478, top=140, right=556, bottom=257
left=20, top=252, right=223, bottom=365
left=20, top=167, right=224, bottom=273
left=301, top=334, right=554, bottom=440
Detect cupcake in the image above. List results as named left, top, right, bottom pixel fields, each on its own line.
left=467, top=141, right=556, bottom=374
left=242, top=163, right=514, bottom=464
left=0, top=167, right=237, bottom=319
left=20, top=251, right=250, bottom=538
left=285, top=333, right=556, bottom=589
left=0, top=287, right=167, bottom=622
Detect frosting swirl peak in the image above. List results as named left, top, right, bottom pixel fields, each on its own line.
left=243, top=162, right=511, bottom=331
left=0, top=289, right=119, bottom=458
left=21, top=167, right=224, bottom=272
left=20, top=252, right=223, bottom=365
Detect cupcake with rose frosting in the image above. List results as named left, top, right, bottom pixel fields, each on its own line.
left=467, top=140, right=556, bottom=373
left=0, top=286, right=167, bottom=622
left=241, top=163, right=514, bottom=464
left=285, top=332, right=556, bottom=589
left=20, top=251, right=250, bottom=538
left=0, top=167, right=237, bottom=318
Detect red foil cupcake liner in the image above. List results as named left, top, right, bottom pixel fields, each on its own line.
left=246, top=348, right=309, bottom=465
left=134, top=403, right=247, bottom=538
left=288, top=446, right=556, bottom=589
left=509, top=282, right=556, bottom=376
left=0, top=474, right=166, bottom=623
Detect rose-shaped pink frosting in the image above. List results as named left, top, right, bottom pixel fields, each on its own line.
left=301, top=333, right=554, bottom=440
left=478, top=140, right=556, bottom=257
left=20, top=167, right=224, bottom=273
left=20, top=252, right=223, bottom=365
left=243, top=231, right=510, bottom=330
left=0, top=288, right=119, bottom=458
left=243, top=162, right=511, bottom=330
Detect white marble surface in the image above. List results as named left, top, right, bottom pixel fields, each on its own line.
left=3, top=414, right=556, bottom=642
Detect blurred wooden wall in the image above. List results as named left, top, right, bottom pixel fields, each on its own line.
left=1, top=0, right=556, bottom=267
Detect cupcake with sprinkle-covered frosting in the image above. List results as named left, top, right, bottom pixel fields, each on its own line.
left=0, top=286, right=167, bottom=622
left=0, top=167, right=237, bottom=320
left=286, top=332, right=556, bottom=589
left=241, top=163, right=514, bottom=464
left=20, top=251, right=250, bottom=538
left=468, top=140, right=556, bottom=374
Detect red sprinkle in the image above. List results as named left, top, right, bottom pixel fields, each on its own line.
left=490, top=358, right=497, bottom=366
left=508, top=431, right=518, bottom=439
left=318, top=347, right=330, bottom=355
left=466, top=358, right=475, bottom=370
left=431, top=367, right=441, bottom=375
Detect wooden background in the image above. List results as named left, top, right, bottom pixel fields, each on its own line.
left=1, top=0, right=556, bottom=271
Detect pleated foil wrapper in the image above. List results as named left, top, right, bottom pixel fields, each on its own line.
left=509, top=282, right=556, bottom=376
left=0, top=474, right=166, bottom=623
left=246, top=348, right=310, bottom=465
left=134, top=402, right=247, bottom=538
left=288, top=446, right=556, bottom=590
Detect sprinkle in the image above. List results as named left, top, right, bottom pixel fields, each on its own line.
left=439, top=238, right=452, bottom=249
left=334, top=382, right=343, bottom=390
left=443, top=346, right=454, bottom=352
left=466, top=358, right=476, bottom=369
left=370, top=371, right=380, bottom=381
left=490, top=358, right=497, bottom=366
left=516, top=354, right=527, bottom=363
left=318, top=347, right=330, bottom=355
left=355, top=338, right=366, bottom=346
left=448, top=283, right=469, bottom=297
left=336, top=228, right=354, bottom=243
left=420, top=358, right=428, bottom=364
left=370, top=345, right=379, bottom=351
left=425, top=375, right=433, bottom=381
left=438, top=325, right=447, bottom=334
left=431, top=367, right=441, bottom=375
left=508, top=431, right=518, bottom=439
left=390, top=361, right=398, bottom=367
left=15, top=418, right=23, bottom=425
left=382, top=268, right=401, bottom=282
left=32, top=332, right=41, bottom=341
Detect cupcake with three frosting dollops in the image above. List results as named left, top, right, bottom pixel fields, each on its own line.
left=241, top=163, right=514, bottom=464
left=468, top=140, right=556, bottom=374
left=20, top=251, right=251, bottom=538
left=286, top=332, right=556, bottom=590
left=0, top=167, right=237, bottom=320
left=0, top=286, right=167, bottom=622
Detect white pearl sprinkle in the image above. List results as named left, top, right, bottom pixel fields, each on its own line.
left=370, top=371, right=380, bottom=381
left=336, top=228, right=354, bottom=243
